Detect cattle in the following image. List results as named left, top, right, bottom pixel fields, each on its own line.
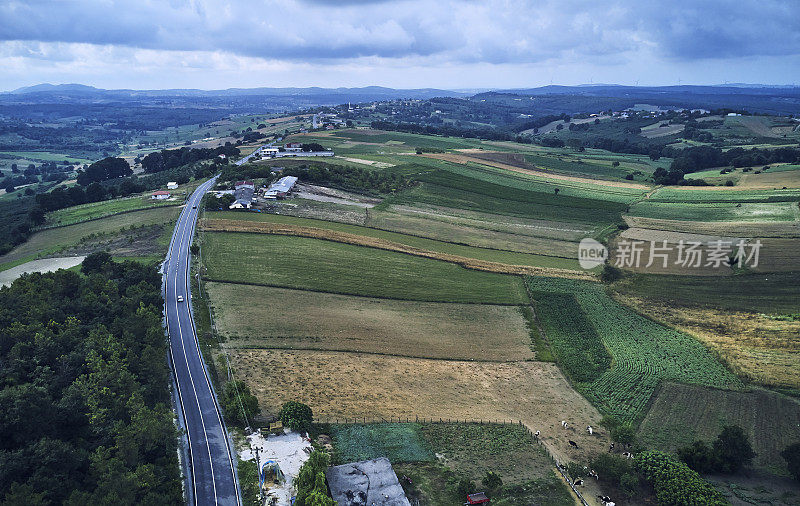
left=587, top=425, right=593, bottom=435
left=574, top=479, right=584, bottom=486
left=569, top=440, right=579, bottom=449
left=534, top=430, right=540, bottom=439
left=622, top=451, right=634, bottom=459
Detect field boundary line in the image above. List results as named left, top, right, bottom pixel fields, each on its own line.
left=221, top=344, right=535, bottom=364
left=200, top=220, right=596, bottom=281
left=252, top=209, right=582, bottom=261
left=34, top=202, right=182, bottom=231
left=202, top=278, right=527, bottom=306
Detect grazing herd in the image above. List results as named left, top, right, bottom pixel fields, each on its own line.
left=530, top=419, right=633, bottom=506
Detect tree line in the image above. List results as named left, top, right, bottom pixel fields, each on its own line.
left=0, top=253, right=182, bottom=504
left=655, top=145, right=800, bottom=184
left=141, top=145, right=239, bottom=174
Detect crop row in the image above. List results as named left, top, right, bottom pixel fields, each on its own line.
left=527, top=276, right=743, bottom=422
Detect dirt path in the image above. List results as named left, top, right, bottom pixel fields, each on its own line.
left=0, top=256, right=85, bottom=287
left=421, top=153, right=650, bottom=190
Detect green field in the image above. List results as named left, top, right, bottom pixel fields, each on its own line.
left=638, top=383, right=800, bottom=472
left=328, top=422, right=572, bottom=505
left=201, top=232, right=528, bottom=304
left=628, top=201, right=799, bottom=222
left=329, top=423, right=434, bottom=464
left=650, top=186, right=800, bottom=203
left=613, top=273, right=800, bottom=314
left=44, top=195, right=180, bottom=227
left=528, top=276, right=743, bottom=422
left=209, top=211, right=581, bottom=269
left=0, top=205, right=181, bottom=270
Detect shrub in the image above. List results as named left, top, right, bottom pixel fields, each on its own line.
left=782, top=442, right=800, bottom=482
left=619, top=472, right=639, bottom=498
left=635, top=451, right=727, bottom=506
left=601, top=264, right=623, bottom=283
left=295, top=451, right=335, bottom=506
left=713, top=425, right=755, bottom=473
left=220, top=380, right=260, bottom=427
left=590, top=453, right=632, bottom=485
left=482, top=471, right=503, bottom=492
left=280, top=401, right=313, bottom=431
left=678, top=440, right=717, bottom=474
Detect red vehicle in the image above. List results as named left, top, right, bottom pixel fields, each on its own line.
left=466, top=492, right=489, bottom=505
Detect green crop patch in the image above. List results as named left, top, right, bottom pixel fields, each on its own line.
left=202, top=232, right=528, bottom=304
left=531, top=291, right=611, bottom=381
left=528, top=276, right=743, bottom=422
left=330, top=423, right=435, bottom=464
left=628, top=201, right=799, bottom=222
left=650, top=186, right=800, bottom=203
left=210, top=211, right=580, bottom=269
left=613, top=273, right=800, bottom=315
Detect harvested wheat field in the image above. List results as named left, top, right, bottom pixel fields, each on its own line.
left=207, top=283, right=534, bottom=361
left=228, top=348, right=609, bottom=463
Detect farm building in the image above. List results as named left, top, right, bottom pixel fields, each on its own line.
left=260, top=148, right=279, bottom=159
left=325, top=457, right=410, bottom=506
left=467, top=492, right=490, bottom=504
left=264, top=176, right=298, bottom=199
left=151, top=190, right=171, bottom=200
left=166, top=181, right=178, bottom=189
left=229, top=180, right=255, bottom=209
left=284, top=142, right=303, bottom=152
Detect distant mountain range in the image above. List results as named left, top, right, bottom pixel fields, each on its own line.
left=2, top=83, right=799, bottom=117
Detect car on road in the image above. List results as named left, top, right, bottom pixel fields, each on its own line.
left=177, top=295, right=184, bottom=302
left=192, top=205, right=197, bottom=209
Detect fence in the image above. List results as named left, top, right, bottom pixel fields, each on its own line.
left=312, top=416, right=591, bottom=506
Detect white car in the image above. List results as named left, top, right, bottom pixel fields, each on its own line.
left=177, top=295, right=184, bottom=302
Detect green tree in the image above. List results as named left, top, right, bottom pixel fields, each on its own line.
left=279, top=401, right=313, bottom=431
left=481, top=471, right=502, bottom=492
left=619, top=472, right=639, bottom=498
left=220, top=380, right=260, bottom=427
left=678, top=440, right=717, bottom=473
left=713, top=425, right=755, bottom=473
left=781, top=442, right=800, bottom=482
left=294, top=451, right=334, bottom=506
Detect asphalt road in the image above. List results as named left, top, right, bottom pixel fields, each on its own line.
left=165, top=177, right=241, bottom=506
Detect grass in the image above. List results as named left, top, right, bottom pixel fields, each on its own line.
left=207, top=211, right=581, bottom=269
left=321, top=421, right=576, bottom=506
left=528, top=276, right=743, bottom=423
left=519, top=306, right=555, bottom=362
left=627, top=201, right=799, bottom=222
left=44, top=194, right=180, bottom=227
left=650, top=186, right=800, bottom=203
left=0, top=205, right=181, bottom=269
left=329, top=423, right=435, bottom=464
left=613, top=272, right=800, bottom=314
left=201, top=232, right=528, bottom=304
left=638, top=383, right=800, bottom=473
left=206, top=283, right=534, bottom=361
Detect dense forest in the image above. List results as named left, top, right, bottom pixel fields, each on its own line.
left=0, top=254, right=182, bottom=505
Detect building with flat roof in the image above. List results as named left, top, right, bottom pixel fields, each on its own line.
left=326, top=458, right=409, bottom=506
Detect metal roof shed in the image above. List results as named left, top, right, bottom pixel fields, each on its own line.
left=326, top=457, right=410, bottom=506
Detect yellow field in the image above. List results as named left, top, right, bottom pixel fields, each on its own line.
left=207, top=283, right=535, bottom=361
left=225, top=348, right=609, bottom=464
left=615, top=293, right=800, bottom=388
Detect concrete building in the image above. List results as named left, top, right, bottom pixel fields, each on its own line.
left=260, top=148, right=279, bottom=159
left=166, top=181, right=178, bottom=189
left=326, top=458, right=410, bottom=506
left=151, top=190, right=171, bottom=200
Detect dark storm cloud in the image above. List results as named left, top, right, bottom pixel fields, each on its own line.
left=0, top=0, right=798, bottom=63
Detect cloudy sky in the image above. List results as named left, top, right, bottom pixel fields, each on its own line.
left=1, top=0, right=799, bottom=91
